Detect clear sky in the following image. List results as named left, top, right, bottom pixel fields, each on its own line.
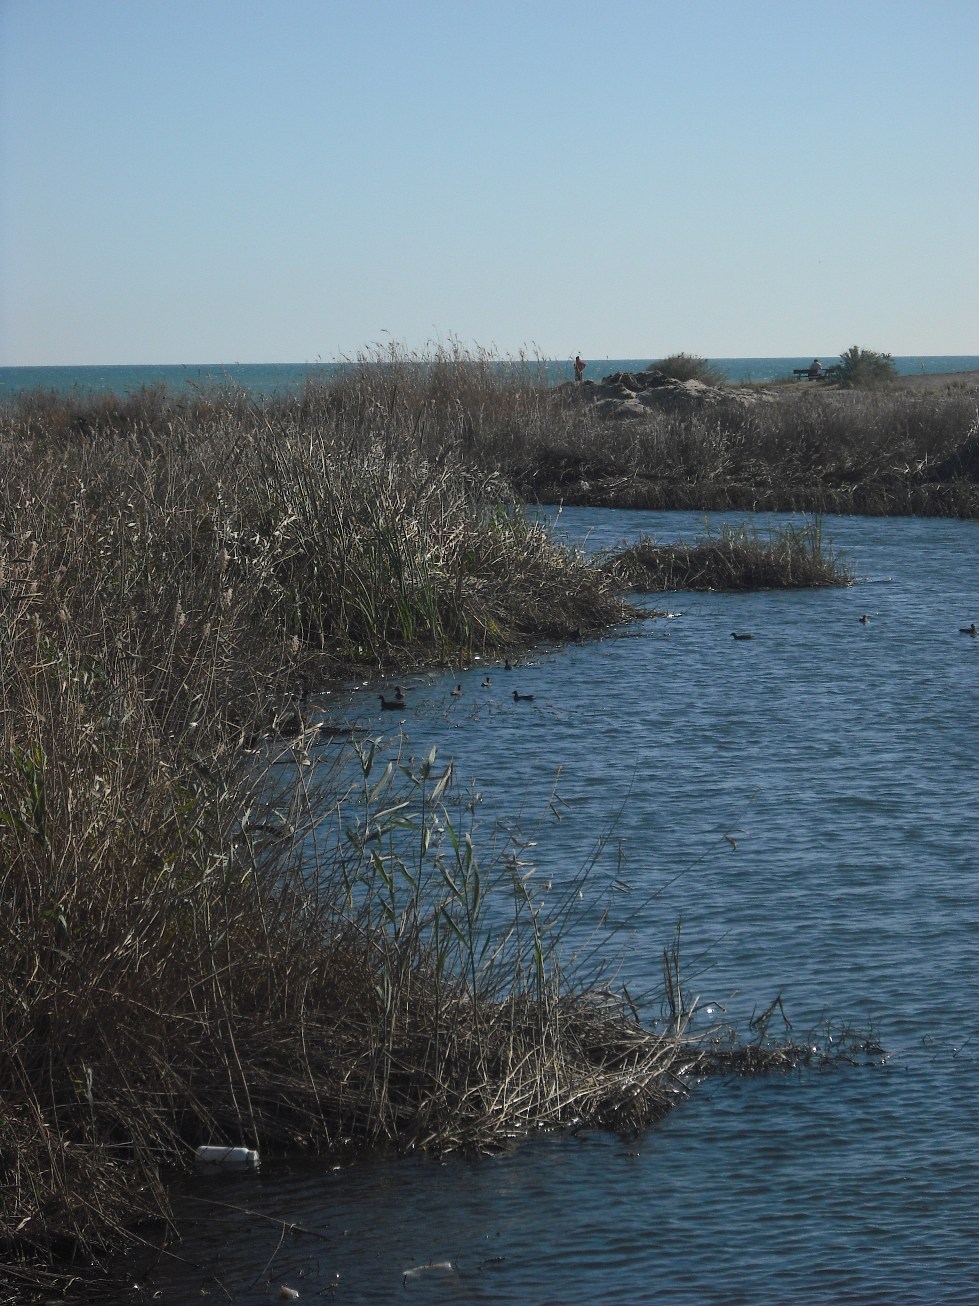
left=1, top=0, right=976, bottom=365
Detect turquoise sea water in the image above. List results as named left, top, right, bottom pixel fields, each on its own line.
left=2, top=355, right=978, bottom=401
left=128, top=507, right=979, bottom=1305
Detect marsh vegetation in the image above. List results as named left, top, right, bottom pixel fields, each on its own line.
left=523, top=382, right=979, bottom=517
left=0, top=346, right=927, bottom=1297
left=605, top=519, right=851, bottom=592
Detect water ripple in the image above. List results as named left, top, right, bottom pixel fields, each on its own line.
left=144, top=510, right=979, bottom=1305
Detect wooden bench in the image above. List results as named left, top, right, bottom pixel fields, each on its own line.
left=792, top=365, right=842, bottom=382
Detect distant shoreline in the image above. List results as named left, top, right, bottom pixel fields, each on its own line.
left=3, top=356, right=979, bottom=401
left=888, top=369, right=979, bottom=391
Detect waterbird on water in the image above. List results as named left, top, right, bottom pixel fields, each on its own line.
left=960, top=623, right=977, bottom=636
left=450, top=684, right=463, bottom=697
left=378, top=695, right=403, bottom=711
left=481, top=676, right=492, bottom=687
left=859, top=614, right=870, bottom=624
left=513, top=690, right=534, bottom=702
left=731, top=632, right=753, bottom=641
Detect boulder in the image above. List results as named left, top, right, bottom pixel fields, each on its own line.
left=555, top=368, right=777, bottom=417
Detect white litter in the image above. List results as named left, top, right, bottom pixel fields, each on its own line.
left=193, top=1145, right=260, bottom=1170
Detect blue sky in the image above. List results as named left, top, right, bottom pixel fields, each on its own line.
left=1, top=0, right=976, bottom=365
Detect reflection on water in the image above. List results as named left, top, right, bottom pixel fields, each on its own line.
left=131, top=509, right=979, bottom=1304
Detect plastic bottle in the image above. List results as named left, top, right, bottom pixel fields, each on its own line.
left=193, top=1145, right=260, bottom=1170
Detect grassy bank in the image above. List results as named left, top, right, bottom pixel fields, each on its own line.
left=317, top=350, right=979, bottom=519
left=11, top=346, right=979, bottom=519
left=0, top=383, right=635, bottom=1298
left=1, top=360, right=878, bottom=1300
left=605, top=519, right=852, bottom=591
left=518, top=381, right=979, bottom=518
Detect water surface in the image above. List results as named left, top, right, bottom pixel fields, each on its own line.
left=3, top=356, right=978, bottom=400
left=130, top=508, right=979, bottom=1304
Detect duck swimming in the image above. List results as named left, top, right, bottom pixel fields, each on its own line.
left=450, top=684, right=463, bottom=697
left=378, top=695, right=404, bottom=711
left=731, top=632, right=753, bottom=641
left=513, top=690, right=534, bottom=702
left=960, top=623, right=978, bottom=636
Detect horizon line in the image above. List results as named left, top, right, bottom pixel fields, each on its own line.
left=3, top=351, right=979, bottom=370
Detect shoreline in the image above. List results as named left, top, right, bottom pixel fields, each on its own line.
left=888, top=368, right=979, bottom=391
left=1, top=347, right=975, bottom=1298
left=3, top=361, right=979, bottom=404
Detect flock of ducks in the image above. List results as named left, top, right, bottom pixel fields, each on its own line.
left=734, top=616, right=978, bottom=638
left=253, top=613, right=977, bottom=755
left=861, top=615, right=975, bottom=635
left=375, top=617, right=978, bottom=713
left=377, top=656, right=539, bottom=714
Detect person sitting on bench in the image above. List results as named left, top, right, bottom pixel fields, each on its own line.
left=807, top=358, right=822, bottom=379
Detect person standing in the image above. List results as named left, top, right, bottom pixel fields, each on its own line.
left=574, top=354, right=585, bottom=382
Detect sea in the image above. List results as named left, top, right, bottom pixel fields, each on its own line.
left=2, top=355, right=979, bottom=401
left=120, top=506, right=979, bottom=1305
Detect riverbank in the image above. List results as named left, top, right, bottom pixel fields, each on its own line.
left=0, top=365, right=864, bottom=1302
left=5, top=355, right=978, bottom=521
left=516, top=368, right=979, bottom=517
left=132, top=504, right=977, bottom=1305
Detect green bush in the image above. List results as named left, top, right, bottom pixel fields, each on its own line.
left=836, top=346, right=896, bottom=389
left=649, top=353, right=727, bottom=386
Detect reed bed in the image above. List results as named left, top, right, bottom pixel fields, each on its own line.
left=0, top=377, right=631, bottom=1297
left=604, top=519, right=852, bottom=592
left=0, top=355, right=879, bottom=1300
left=9, top=347, right=977, bottom=519
left=0, top=654, right=822, bottom=1300
left=516, top=383, right=979, bottom=518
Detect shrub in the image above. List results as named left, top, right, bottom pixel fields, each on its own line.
left=649, top=353, right=727, bottom=386
left=836, top=346, right=897, bottom=389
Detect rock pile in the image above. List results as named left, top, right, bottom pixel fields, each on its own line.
left=557, top=367, right=776, bottom=420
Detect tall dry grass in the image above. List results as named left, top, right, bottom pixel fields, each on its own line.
left=514, top=382, right=979, bottom=516
left=605, top=518, right=852, bottom=592
left=0, top=366, right=639, bottom=1295
left=0, top=352, right=883, bottom=1298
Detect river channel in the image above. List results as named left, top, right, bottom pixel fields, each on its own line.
left=130, top=506, right=979, bottom=1304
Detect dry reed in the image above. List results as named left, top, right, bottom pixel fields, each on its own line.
left=515, top=382, right=979, bottom=518
left=0, top=352, right=880, bottom=1301
left=604, top=519, right=852, bottom=591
